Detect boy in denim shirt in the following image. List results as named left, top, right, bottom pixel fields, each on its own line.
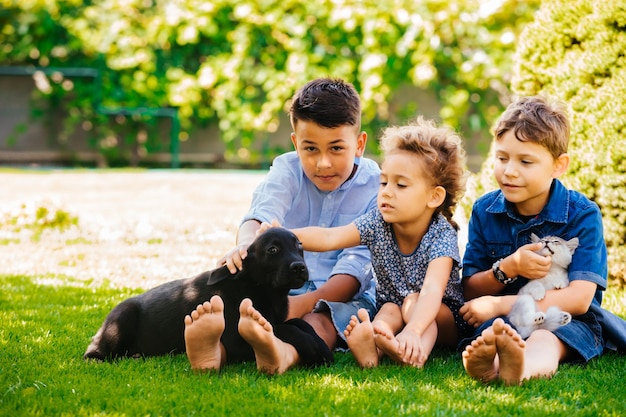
left=184, top=78, right=380, bottom=374
left=459, top=96, right=613, bottom=385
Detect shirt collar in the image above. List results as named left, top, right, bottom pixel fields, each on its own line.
left=487, top=179, right=570, bottom=224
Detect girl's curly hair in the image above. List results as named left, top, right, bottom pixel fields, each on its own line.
left=379, top=117, right=467, bottom=229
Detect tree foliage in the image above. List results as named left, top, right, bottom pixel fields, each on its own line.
left=499, top=0, right=626, bottom=283
left=0, top=0, right=539, bottom=165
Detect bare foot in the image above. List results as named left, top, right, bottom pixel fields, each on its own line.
left=343, top=309, right=379, bottom=368
left=372, top=323, right=416, bottom=367
left=184, top=296, right=225, bottom=372
left=462, top=325, right=498, bottom=383
left=238, top=298, right=298, bottom=375
left=493, top=318, right=527, bottom=385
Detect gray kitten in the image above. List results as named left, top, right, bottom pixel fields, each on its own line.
left=508, top=234, right=579, bottom=339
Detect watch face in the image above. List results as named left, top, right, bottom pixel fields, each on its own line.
left=493, top=262, right=507, bottom=283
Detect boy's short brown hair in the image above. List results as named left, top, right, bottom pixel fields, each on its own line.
left=289, top=78, right=361, bottom=130
left=494, top=96, right=570, bottom=159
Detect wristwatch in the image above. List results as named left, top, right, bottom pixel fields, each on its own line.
left=492, top=259, right=517, bottom=285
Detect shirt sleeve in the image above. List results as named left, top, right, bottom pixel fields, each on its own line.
left=242, top=155, right=298, bottom=225
left=429, top=216, right=461, bottom=263
left=567, top=201, right=608, bottom=290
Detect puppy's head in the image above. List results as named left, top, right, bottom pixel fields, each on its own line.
left=243, top=227, right=308, bottom=290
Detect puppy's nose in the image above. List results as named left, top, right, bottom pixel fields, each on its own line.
left=290, top=262, right=307, bottom=275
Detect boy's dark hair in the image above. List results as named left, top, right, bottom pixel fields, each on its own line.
left=289, top=78, right=361, bottom=130
left=494, top=95, right=570, bottom=159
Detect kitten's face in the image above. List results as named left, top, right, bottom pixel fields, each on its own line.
left=531, top=234, right=579, bottom=269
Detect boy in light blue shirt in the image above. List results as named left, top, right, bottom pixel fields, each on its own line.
left=184, top=78, right=380, bottom=374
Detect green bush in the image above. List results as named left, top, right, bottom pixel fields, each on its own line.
left=474, top=0, right=626, bottom=284
left=0, top=0, right=539, bottom=166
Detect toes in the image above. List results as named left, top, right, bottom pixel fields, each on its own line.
left=209, top=296, right=224, bottom=311
left=356, top=308, right=370, bottom=322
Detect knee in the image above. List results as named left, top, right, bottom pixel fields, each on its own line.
left=527, top=329, right=557, bottom=344
left=402, top=292, right=420, bottom=307
left=303, top=312, right=337, bottom=348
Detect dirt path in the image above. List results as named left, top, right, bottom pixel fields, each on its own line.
left=0, top=170, right=266, bottom=288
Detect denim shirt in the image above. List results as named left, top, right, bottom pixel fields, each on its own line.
left=243, top=151, right=380, bottom=298
left=463, top=179, right=607, bottom=300
left=463, top=179, right=626, bottom=352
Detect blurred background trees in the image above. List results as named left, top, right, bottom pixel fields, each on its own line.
left=2, top=0, right=625, bottom=283
left=0, top=0, right=539, bottom=168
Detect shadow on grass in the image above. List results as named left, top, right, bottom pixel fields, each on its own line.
left=1, top=275, right=625, bottom=417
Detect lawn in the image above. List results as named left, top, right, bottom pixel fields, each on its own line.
left=1, top=170, right=625, bottom=416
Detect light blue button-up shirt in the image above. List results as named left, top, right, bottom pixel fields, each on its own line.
left=243, top=151, right=380, bottom=298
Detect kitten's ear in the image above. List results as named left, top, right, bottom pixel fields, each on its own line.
left=530, top=233, right=540, bottom=243
left=566, top=237, right=579, bottom=252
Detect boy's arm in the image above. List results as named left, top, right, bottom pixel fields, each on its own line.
left=463, top=241, right=549, bottom=300
left=216, top=219, right=261, bottom=273
left=536, top=280, right=596, bottom=316
left=287, top=273, right=360, bottom=319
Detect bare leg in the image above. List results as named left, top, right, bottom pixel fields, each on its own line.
left=462, top=324, right=499, bottom=383
left=303, top=311, right=338, bottom=350
left=343, top=308, right=379, bottom=368
left=515, top=328, right=566, bottom=383
left=238, top=298, right=299, bottom=375
left=493, top=318, right=527, bottom=386
left=184, top=296, right=226, bottom=371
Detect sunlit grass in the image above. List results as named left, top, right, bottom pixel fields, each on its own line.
left=1, top=275, right=625, bottom=417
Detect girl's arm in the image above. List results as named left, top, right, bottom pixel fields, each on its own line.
left=292, top=223, right=362, bottom=252
left=403, top=257, right=451, bottom=335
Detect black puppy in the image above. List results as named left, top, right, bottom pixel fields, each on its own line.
left=84, top=228, right=308, bottom=362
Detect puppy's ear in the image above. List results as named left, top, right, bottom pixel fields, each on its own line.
left=206, top=267, right=241, bottom=285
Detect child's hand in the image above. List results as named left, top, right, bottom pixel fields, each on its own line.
left=216, top=244, right=249, bottom=274
left=460, top=295, right=503, bottom=327
left=509, top=242, right=552, bottom=279
left=257, top=219, right=283, bottom=236
left=395, top=328, right=427, bottom=367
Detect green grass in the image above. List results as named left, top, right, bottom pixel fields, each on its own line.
left=1, top=275, right=625, bottom=417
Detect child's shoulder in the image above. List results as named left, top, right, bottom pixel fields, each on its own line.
left=272, top=151, right=299, bottom=166
left=357, top=156, right=382, bottom=176
left=566, top=187, right=596, bottom=207
left=473, top=188, right=503, bottom=209
left=551, top=180, right=600, bottom=213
